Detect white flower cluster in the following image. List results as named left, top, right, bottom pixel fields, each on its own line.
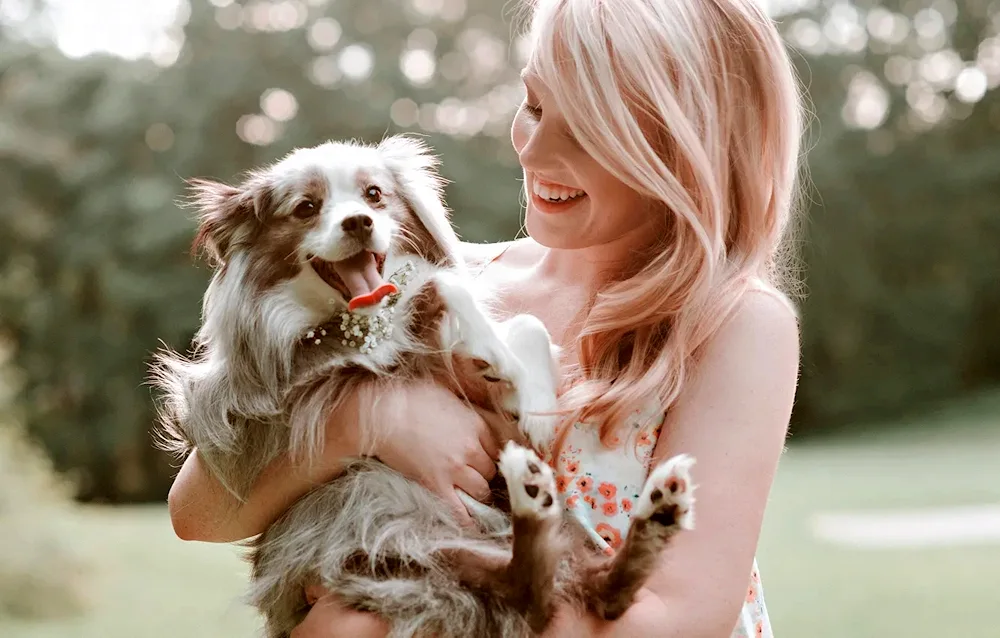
left=303, top=261, right=417, bottom=354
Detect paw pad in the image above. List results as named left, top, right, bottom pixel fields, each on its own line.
left=498, top=441, right=559, bottom=520
left=635, top=453, right=696, bottom=530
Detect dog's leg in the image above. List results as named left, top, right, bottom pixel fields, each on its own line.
left=496, top=441, right=565, bottom=635
left=433, top=271, right=523, bottom=381
left=432, top=271, right=560, bottom=452
left=492, top=315, right=561, bottom=455
left=586, top=454, right=696, bottom=620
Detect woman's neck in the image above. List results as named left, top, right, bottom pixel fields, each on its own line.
left=532, top=223, right=656, bottom=291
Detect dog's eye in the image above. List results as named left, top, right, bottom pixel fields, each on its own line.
left=292, top=199, right=317, bottom=219
left=364, top=185, right=382, bottom=204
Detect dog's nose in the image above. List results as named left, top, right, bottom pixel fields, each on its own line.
left=341, top=214, right=373, bottom=236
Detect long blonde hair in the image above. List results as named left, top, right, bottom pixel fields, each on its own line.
left=521, top=0, right=805, bottom=448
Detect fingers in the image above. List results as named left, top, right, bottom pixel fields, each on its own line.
left=291, top=595, right=390, bottom=638
left=477, top=421, right=502, bottom=462
left=455, top=464, right=492, bottom=503
left=445, top=491, right=476, bottom=528
left=472, top=405, right=515, bottom=459
left=465, top=444, right=498, bottom=482
left=304, top=583, right=330, bottom=606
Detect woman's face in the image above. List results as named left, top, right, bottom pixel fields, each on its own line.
left=511, top=69, right=652, bottom=252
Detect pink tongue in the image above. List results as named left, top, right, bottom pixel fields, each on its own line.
left=332, top=251, right=386, bottom=299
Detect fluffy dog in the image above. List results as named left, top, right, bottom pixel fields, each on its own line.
left=152, top=136, right=696, bottom=638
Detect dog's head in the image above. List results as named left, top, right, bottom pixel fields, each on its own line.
left=188, top=136, right=461, bottom=312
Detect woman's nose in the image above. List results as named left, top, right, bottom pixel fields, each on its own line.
left=516, top=121, right=558, bottom=173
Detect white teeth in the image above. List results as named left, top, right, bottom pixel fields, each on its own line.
left=532, top=181, right=585, bottom=202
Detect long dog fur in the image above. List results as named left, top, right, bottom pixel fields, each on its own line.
left=152, top=136, right=696, bottom=637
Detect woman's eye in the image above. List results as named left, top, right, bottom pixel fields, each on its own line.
left=522, top=101, right=542, bottom=118
left=365, top=185, right=382, bottom=204
left=292, top=199, right=317, bottom=219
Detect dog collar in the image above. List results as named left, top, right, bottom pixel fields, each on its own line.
left=301, top=261, right=415, bottom=355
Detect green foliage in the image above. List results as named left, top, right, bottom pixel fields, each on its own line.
left=0, top=0, right=525, bottom=501
left=0, top=349, right=89, bottom=619
left=0, top=0, right=998, bottom=499
left=780, top=1, right=1000, bottom=429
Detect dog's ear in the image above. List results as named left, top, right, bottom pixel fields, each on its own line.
left=377, top=136, right=467, bottom=273
left=187, top=177, right=275, bottom=265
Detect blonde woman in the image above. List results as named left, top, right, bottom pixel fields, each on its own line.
left=168, top=0, right=804, bottom=635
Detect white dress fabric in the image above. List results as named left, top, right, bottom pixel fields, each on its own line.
left=551, top=402, right=773, bottom=637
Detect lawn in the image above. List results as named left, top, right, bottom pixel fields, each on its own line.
left=4, top=393, right=1000, bottom=638
left=757, top=392, right=1000, bottom=637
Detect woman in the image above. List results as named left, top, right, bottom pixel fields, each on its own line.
left=168, top=0, right=803, bottom=636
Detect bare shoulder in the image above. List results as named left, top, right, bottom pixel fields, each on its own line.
left=660, top=290, right=800, bottom=448
left=696, top=289, right=801, bottom=400
left=458, top=237, right=544, bottom=270
left=716, top=288, right=800, bottom=359
left=683, top=288, right=800, bottom=438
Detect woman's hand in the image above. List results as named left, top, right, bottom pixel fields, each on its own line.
left=168, top=393, right=366, bottom=543
left=539, top=589, right=671, bottom=638
left=168, top=375, right=502, bottom=541
left=290, top=588, right=390, bottom=638
left=368, top=378, right=502, bottom=524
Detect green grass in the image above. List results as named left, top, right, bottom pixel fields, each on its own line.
left=0, top=507, right=259, bottom=638
left=4, top=392, right=1000, bottom=637
left=758, top=391, right=1000, bottom=638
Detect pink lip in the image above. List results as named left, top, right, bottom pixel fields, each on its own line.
left=533, top=175, right=583, bottom=191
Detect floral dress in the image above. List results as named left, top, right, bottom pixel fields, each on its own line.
left=551, top=402, right=773, bottom=637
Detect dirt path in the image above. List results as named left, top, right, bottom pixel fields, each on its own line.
left=811, top=504, right=1000, bottom=549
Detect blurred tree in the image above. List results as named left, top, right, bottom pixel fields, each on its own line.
left=777, top=0, right=1000, bottom=429
left=0, top=0, right=529, bottom=501
left=0, top=0, right=998, bottom=500
left=0, top=338, right=88, bottom=618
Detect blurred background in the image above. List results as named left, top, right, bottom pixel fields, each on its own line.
left=1, top=0, right=998, bottom=636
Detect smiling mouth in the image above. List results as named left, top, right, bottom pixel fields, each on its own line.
left=309, top=251, right=387, bottom=301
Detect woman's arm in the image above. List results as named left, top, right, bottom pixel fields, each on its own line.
left=168, top=378, right=502, bottom=543
left=168, top=389, right=367, bottom=543
left=544, top=290, right=800, bottom=638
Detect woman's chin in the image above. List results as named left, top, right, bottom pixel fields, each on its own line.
left=524, top=205, right=590, bottom=249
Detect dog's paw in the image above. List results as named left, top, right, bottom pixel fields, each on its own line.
left=469, top=355, right=515, bottom=384
left=465, top=336, right=523, bottom=387
left=515, top=395, right=560, bottom=458
left=498, top=441, right=559, bottom=520
left=433, top=272, right=519, bottom=379
left=634, top=454, right=696, bottom=531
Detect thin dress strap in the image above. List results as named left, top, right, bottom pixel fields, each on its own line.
left=473, top=243, right=512, bottom=279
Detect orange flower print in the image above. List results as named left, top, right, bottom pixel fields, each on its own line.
left=637, top=432, right=652, bottom=446
left=751, top=568, right=760, bottom=583
left=602, top=500, right=618, bottom=516
left=621, top=498, right=632, bottom=513
left=563, top=460, right=579, bottom=475
left=583, top=494, right=597, bottom=509
left=746, top=584, right=756, bottom=604
left=576, top=476, right=593, bottom=492
left=595, top=523, right=623, bottom=549
left=755, top=620, right=764, bottom=637
left=597, top=482, right=617, bottom=500
left=555, top=476, right=570, bottom=493
left=566, top=494, right=579, bottom=508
